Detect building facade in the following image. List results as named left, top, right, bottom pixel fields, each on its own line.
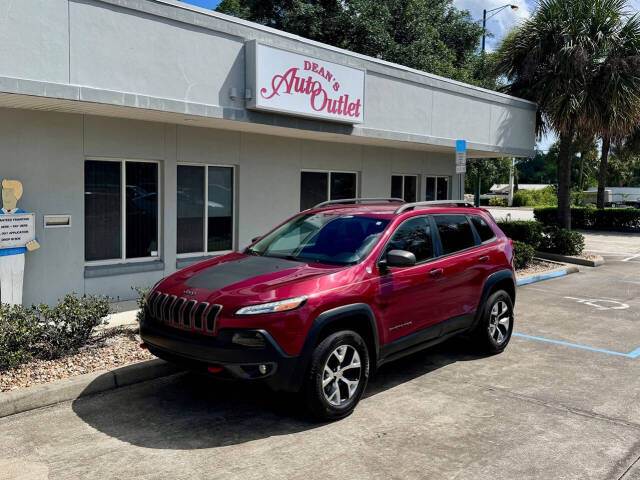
left=0, top=0, right=536, bottom=305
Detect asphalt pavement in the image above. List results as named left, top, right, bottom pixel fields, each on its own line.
left=1, top=235, right=639, bottom=480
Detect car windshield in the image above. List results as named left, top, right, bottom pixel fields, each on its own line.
left=247, top=213, right=390, bottom=266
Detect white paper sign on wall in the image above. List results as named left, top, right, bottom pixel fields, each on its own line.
left=0, top=213, right=36, bottom=248
left=246, top=41, right=365, bottom=124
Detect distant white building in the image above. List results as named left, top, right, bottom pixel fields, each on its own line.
left=584, top=187, right=640, bottom=205
left=490, top=184, right=550, bottom=196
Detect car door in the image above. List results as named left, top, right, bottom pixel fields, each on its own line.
left=430, top=214, right=485, bottom=333
left=375, top=216, right=447, bottom=342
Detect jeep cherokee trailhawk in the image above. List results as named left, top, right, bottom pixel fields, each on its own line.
left=140, top=199, right=516, bottom=420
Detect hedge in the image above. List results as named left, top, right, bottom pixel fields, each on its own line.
left=512, top=186, right=557, bottom=207
left=496, top=220, right=543, bottom=250
left=539, top=227, right=585, bottom=256
left=0, top=294, right=111, bottom=370
left=534, top=206, right=640, bottom=232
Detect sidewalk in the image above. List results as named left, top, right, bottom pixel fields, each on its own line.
left=101, top=300, right=140, bottom=331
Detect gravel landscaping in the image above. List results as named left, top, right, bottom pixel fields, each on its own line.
left=0, top=327, right=153, bottom=392
left=516, top=259, right=564, bottom=278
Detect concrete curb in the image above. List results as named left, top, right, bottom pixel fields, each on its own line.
left=536, top=251, right=605, bottom=267
left=0, top=359, right=181, bottom=419
left=516, top=264, right=579, bottom=286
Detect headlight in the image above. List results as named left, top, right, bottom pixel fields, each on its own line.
left=235, top=296, right=307, bottom=315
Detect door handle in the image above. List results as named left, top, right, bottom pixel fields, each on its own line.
left=478, top=255, right=490, bottom=263
left=429, top=268, right=443, bottom=278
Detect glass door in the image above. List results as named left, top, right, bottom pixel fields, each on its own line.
left=424, top=176, right=450, bottom=201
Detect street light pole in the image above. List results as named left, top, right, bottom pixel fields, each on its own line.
left=474, top=3, right=518, bottom=207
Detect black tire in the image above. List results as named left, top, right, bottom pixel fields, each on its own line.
left=473, top=290, right=514, bottom=354
left=303, top=330, right=370, bottom=421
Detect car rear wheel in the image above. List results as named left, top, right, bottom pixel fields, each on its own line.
left=473, top=290, right=514, bottom=353
left=303, top=330, right=370, bottom=421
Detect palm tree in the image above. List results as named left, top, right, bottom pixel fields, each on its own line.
left=494, top=0, right=640, bottom=228
left=588, top=10, right=640, bottom=208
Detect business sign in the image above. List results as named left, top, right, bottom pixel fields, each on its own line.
left=246, top=41, right=365, bottom=123
left=0, top=213, right=36, bottom=248
left=455, top=139, right=466, bottom=174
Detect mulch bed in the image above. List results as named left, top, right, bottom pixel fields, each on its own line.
left=0, top=327, right=153, bottom=392
left=516, top=259, right=563, bottom=279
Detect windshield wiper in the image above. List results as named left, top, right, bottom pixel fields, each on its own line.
left=245, top=248, right=262, bottom=256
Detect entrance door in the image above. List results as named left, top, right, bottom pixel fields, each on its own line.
left=424, top=176, right=450, bottom=201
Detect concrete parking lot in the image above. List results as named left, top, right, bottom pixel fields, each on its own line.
left=1, top=240, right=639, bottom=480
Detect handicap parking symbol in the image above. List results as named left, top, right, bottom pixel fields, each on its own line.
left=564, top=296, right=630, bottom=311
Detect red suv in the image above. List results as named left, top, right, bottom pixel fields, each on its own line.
left=141, top=199, right=516, bottom=420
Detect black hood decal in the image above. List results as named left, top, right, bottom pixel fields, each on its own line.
left=185, top=255, right=305, bottom=290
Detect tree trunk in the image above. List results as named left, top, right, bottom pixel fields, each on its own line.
left=556, top=130, right=574, bottom=229
left=596, top=136, right=611, bottom=210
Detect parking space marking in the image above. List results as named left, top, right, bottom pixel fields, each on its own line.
left=513, top=333, right=640, bottom=358
left=623, top=254, right=640, bottom=262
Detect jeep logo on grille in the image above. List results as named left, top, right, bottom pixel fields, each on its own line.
left=183, top=289, right=196, bottom=296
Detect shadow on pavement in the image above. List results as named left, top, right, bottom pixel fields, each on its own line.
left=72, top=337, right=488, bottom=450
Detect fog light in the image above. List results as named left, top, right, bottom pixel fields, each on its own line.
left=231, top=332, right=266, bottom=348
left=259, top=364, right=267, bottom=375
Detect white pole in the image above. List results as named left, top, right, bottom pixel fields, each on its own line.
left=507, top=158, right=515, bottom=207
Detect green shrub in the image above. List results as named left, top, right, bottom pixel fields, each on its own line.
left=496, top=220, right=544, bottom=250
left=489, top=197, right=507, bottom=207
left=534, top=206, right=640, bottom=232
left=513, top=240, right=535, bottom=270
left=539, top=227, right=585, bottom=256
left=133, top=286, right=150, bottom=324
left=512, top=187, right=557, bottom=207
left=0, top=294, right=111, bottom=370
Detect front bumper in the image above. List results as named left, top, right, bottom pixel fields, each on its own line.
left=140, top=314, right=302, bottom=392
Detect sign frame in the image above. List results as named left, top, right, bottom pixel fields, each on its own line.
left=0, top=213, right=36, bottom=249
left=246, top=40, right=366, bottom=124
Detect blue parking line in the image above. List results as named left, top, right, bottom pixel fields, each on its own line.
left=516, top=269, right=568, bottom=286
left=513, top=333, right=640, bottom=358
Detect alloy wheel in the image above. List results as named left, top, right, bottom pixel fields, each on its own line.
left=322, top=345, right=362, bottom=407
left=488, top=300, right=511, bottom=345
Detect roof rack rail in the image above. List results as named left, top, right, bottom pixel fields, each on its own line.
left=394, top=200, right=475, bottom=214
left=313, top=197, right=405, bottom=208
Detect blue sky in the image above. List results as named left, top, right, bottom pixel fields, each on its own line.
left=181, top=0, right=640, bottom=152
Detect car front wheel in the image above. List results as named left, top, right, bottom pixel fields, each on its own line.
left=303, top=330, right=370, bottom=421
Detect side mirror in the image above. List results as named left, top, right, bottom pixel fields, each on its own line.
left=383, top=249, right=416, bottom=269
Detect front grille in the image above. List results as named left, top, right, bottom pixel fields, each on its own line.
left=147, top=292, right=222, bottom=336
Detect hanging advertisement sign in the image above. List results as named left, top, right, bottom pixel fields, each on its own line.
left=246, top=41, right=365, bottom=123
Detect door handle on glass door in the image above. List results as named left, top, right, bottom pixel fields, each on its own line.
left=478, top=255, right=489, bottom=263
left=429, top=268, right=443, bottom=278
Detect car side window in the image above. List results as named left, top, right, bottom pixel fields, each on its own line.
left=434, top=215, right=477, bottom=255
left=470, top=215, right=496, bottom=243
left=385, top=216, right=434, bottom=263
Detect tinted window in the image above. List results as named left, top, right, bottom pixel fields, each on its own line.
left=249, top=214, right=389, bottom=266
left=207, top=166, right=234, bottom=251
left=85, top=161, right=121, bottom=261
left=434, top=215, right=476, bottom=255
left=126, top=162, right=158, bottom=258
left=391, top=175, right=403, bottom=199
left=471, top=215, right=496, bottom=242
left=330, top=172, right=357, bottom=200
left=177, top=165, right=205, bottom=254
left=385, top=217, right=434, bottom=263
left=404, top=176, right=417, bottom=202
left=300, top=172, right=328, bottom=210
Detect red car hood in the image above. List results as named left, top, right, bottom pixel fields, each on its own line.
left=159, top=252, right=347, bottom=305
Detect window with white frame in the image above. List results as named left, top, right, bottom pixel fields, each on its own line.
left=177, top=164, right=235, bottom=255
left=391, top=174, right=418, bottom=202
left=300, top=170, right=358, bottom=210
left=85, top=159, right=160, bottom=262
left=424, top=175, right=450, bottom=201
